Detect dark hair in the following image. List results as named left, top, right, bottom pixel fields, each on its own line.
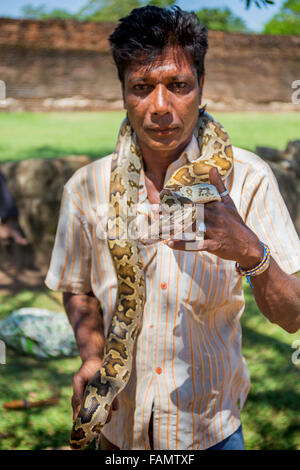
left=109, top=5, right=208, bottom=84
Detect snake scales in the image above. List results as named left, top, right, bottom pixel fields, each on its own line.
left=69, top=110, right=233, bottom=449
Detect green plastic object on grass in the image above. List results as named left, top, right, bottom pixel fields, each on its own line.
left=0, top=308, right=78, bottom=359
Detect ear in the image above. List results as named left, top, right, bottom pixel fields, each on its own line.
left=122, top=84, right=127, bottom=110
left=198, top=74, right=205, bottom=104
left=199, top=74, right=205, bottom=90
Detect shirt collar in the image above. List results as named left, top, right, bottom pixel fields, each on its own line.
left=137, top=134, right=200, bottom=204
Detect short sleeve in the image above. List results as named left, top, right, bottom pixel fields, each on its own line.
left=45, top=185, right=92, bottom=294
left=243, top=163, right=300, bottom=275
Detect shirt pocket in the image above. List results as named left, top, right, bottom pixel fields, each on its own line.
left=180, top=252, right=237, bottom=311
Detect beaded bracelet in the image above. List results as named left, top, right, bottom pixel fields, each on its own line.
left=235, top=242, right=271, bottom=288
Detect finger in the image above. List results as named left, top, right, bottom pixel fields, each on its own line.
left=106, top=408, right=112, bottom=424
left=192, top=219, right=213, bottom=238
left=165, top=239, right=187, bottom=250
left=197, top=238, right=221, bottom=253
left=166, top=239, right=208, bottom=251
left=209, top=168, right=231, bottom=203
left=71, top=393, right=82, bottom=421
left=112, top=397, right=119, bottom=411
left=72, top=374, right=86, bottom=420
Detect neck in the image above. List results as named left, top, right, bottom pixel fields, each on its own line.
left=138, top=135, right=192, bottom=188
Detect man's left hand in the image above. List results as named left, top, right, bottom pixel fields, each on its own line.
left=166, top=168, right=263, bottom=269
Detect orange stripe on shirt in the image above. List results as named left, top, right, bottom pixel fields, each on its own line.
left=259, top=175, right=294, bottom=272
left=206, top=257, right=226, bottom=442
left=154, top=244, right=164, bottom=450
left=162, top=248, right=172, bottom=449
left=172, top=250, right=181, bottom=450
left=93, top=162, right=114, bottom=319
left=184, top=252, right=198, bottom=444
left=187, top=253, right=208, bottom=450
left=65, top=214, right=77, bottom=291
left=57, top=194, right=71, bottom=290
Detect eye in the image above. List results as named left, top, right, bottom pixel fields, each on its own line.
left=133, top=84, right=152, bottom=92
left=170, top=82, right=188, bottom=92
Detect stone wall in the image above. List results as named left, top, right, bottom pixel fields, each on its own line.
left=0, top=17, right=299, bottom=111
left=0, top=155, right=92, bottom=270
left=256, top=141, right=300, bottom=236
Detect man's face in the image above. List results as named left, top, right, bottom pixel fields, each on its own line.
left=123, top=47, right=204, bottom=157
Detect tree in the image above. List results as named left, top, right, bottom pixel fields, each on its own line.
left=243, top=0, right=274, bottom=8
left=21, top=3, right=78, bottom=20
left=21, top=3, right=47, bottom=19
left=77, top=0, right=175, bottom=22
left=147, top=0, right=175, bottom=6
left=263, top=0, right=300, bottom=35
left=20, top=0, right=276, bottom=23
left=195, top=8, right=248, bottom=33
left=77, top=0, right=141, bottom=22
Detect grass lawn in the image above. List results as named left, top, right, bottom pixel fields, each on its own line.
left=0, top=111, right=299, bottom=163
left=0, top=282, right=299, bottom=450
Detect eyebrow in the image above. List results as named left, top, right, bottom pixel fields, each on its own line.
left=129, top=74, right=193, bottom=83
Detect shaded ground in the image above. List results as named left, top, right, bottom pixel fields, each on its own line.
left=0, top=266, right=47, bottom=295
left=0, top=272, right=299, bottom=450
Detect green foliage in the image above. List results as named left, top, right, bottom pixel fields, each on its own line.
left=20, top=0, right=277, bottom=24
left=21, top=3, right=78, bottom=20
left=264, top=0, right=300, bottom=35
left=243, top=0, right=274, bottom=8
left=77, top=0, right=141, bottom=22
left=21, top=3, right=47, bottom=19
left=147, top=0, right=175, bottom=6
left=77, top=0, right=175, bottom=22
left=77, top=0, right=275, bottom=23
left=195, top=8, right=248, bottom=33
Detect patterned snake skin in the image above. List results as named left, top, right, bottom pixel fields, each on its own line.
left=69, top=110, right=233, bottom=449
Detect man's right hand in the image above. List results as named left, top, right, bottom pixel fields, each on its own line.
left=72, top=357, right=119, bottom=423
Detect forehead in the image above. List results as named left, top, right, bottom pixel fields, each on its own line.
left=124, top=47, right=197, bottom=82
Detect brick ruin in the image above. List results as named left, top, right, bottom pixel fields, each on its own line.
left=0, top=17, right=299, bottom=111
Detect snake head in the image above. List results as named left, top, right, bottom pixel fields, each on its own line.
left=160, top=188, right=193, bottom=213
left=69, top=381, right=108, bottom=450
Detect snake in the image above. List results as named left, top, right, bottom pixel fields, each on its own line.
left=69, top=109, right=233, bottom=450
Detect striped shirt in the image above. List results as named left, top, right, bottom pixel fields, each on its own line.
left=45, top=143, right=300, bottom=450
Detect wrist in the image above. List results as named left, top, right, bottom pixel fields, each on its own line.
left=77, top=333, right=104, bottom=363
left=81, top=354, right=103, bottom=366
left=237, top=236, right=264, bottom=270
left=236, top=241, right=271, bottom=288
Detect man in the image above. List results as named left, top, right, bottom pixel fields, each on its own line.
left=0, top=171, right=28, bottom=245
left=45, top=6, right=300, bottom=450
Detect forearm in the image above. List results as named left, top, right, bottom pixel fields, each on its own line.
left=63, top=291, right=105, bottom=362
left=233, top=231, right=300, bottom=334
left=248, top=259, right=300, bottom=334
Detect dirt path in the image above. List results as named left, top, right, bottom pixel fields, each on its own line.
left=0, top=265, right=48, bottom=295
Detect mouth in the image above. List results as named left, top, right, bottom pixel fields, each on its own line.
left=148, top=127, right=179, bottom=135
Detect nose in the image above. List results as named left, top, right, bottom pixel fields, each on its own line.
left=150, top=84, right=171, bottom=116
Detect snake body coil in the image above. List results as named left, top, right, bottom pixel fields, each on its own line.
left=70, top=111, right=233, bottom=449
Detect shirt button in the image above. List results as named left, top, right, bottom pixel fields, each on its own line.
left=160, top=282, right=167, bottom=290
left=155, top=367, right=162, bottom=375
